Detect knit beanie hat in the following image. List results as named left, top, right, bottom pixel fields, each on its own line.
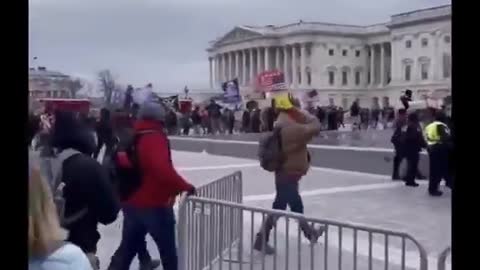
left=137, top=101, right=167, bottom=122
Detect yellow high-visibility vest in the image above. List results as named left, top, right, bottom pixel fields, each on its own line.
left=424, top=121, right=450, bottom=145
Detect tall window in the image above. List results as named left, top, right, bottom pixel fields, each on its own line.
left=367, top=71, right=371, bottom=84
left=342, top=50, right=348, bottom=56
left=405, top=40, right=412, bottom=48
left=405, top=65, right=411, bottom=81
left=444, top=35, right=451, bottom=44
left=306, top=67, right=312, bottom=86
left=328, top=71, right=335, bottom=85
left=355, top=71, right=361, bottom=85
left=421, top=62, right=429, bottom=80
left=421, top=38, right=428, bottom=47
left=342, top=71, right=348, bottom=85
left=329, top=49, right=334, bottom=56
left=355, top=50, right=360, bottom=57
left=443, top=53, right=451, bottom=78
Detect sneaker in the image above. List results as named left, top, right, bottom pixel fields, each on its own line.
left=140, top=259, right=161, bottom=270
left=429, top=190, right=443, bottom=197
left=405, top=182, right=419, bottom=187
left=253, top=234, right=275, bottom=255
left=309, top=225, right=326, bottom=244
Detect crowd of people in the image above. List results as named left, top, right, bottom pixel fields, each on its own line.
left=27, top=85, right=453, bottom=269
left=29, top=98, right=196, bottom=269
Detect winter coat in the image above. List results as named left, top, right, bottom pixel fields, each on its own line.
left=126, top=120, right=194, bottom=208
left=51, top=111, right=120, bottom=253
left=275, top=109, right=320, bottom=176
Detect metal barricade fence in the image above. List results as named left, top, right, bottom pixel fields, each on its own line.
left=437, top=246, right=451, bottom=270
left=178, top=196, right=429, bottom=270
left=178, top=171, right=243, bottom=270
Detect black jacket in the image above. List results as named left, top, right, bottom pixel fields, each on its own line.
left=62, top=154, right=120, bottom=252
left=404, top=124, right=427, bottom=155
left=51, top=111, right=120, bottom=252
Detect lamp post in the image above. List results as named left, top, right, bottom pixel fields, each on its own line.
left=184, top=86, right=189, bottom=99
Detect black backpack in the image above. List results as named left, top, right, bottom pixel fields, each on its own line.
left=258, top=128, right=284, bottom=172
left=111, top=130, right=157, bottom=201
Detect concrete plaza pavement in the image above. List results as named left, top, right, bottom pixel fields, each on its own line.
left=96, top=150, right=451, bottom=270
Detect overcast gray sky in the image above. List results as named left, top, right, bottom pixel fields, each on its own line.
left=29, top=0, right=450, bottom=92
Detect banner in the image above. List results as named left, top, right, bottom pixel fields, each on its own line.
left=222, top=78, right=241, bottom=104
left=159, top=95, right=179, bottom=111
left=256, top=70, right=286, bottom=92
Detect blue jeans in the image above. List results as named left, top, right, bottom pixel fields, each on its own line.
left=116, top=206, right=177, bottom=270
left=108, top=211, right=152, bottom=268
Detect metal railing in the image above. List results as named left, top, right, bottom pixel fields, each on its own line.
left=437, top=246, right=451, bottom=270
left=196, top=171, right=243, bottom=203
left=178, top=171, right=243, bottom=270
left=178, top=196, right=429, bottom=270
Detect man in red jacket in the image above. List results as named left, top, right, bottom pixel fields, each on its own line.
left=115, top=100, right=195, bottom=270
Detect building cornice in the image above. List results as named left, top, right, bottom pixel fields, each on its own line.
left=208, top=4, right=450, bottom=51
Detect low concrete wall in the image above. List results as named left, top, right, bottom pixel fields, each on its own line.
left=170, top=137, right=429, bottom=177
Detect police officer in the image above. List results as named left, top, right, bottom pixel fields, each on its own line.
left=425, top=111, right=453, bottom=196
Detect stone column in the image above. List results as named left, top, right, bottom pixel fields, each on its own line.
left=291, top=45, right=298, bottom=89
left=431, top=34, right=438, bottom=80
left=223, top=53, right=228, bottom=82
left=370, top=45, right=375, bottom=85
left=300, top=43, right=307, bottom=87
left=380, top=43, right=385, bottom=86
left=209, top=57, right=213, bottom=88
left=250, top=48, right=255, bottom=83
left=229, top=52, right=234, bottom=80
left=243, top=50, right=248, bottom=85
left=264, top=47, right=270, bottom=71
left=235, top=51, right=241, bottom=81
left=257, top=47, right=262, bottom=76
left=275, top=47, right=281, bottom=70
left=283, top=46, right=289, bottom=84
left=214, top=56, right=219, bottom=86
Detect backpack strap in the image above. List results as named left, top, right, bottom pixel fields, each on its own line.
left=51, top=148, right=82, bottom=191
left=51, top=148, right=89, bottom=227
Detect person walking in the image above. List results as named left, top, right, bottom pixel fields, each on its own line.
left=242, top=109, right=251, bottom=133
left=402, top=113, right=427, bottom=187
left=191, top=106, right=202, bottom=135
left=254, top=93, right=324, bottom=255
left=206, top=99, right=222, bottom=134
left=113, top=101, right=196, bottom=270
left=424, top=111, right=453, bottom=196
left=50, top=110, right=120, bottom=269
left=350, top=99, right=361, bottom=130
left=391, top=109, right=427, bottom=181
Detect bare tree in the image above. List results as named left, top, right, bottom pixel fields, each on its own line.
left=61, top=78, right=83, bottom=98
left=98, top=69, right=116, bottom=107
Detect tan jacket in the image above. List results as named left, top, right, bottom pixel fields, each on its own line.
left=275, top=110, right=321, bottom=175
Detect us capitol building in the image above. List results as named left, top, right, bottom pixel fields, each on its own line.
left=206, top=4, right=451, bottom=108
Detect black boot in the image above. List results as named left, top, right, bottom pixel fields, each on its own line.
left=253, top=216, right=276, bottom=255
left=429, top=190, right=443, bottom=197
left=405, top=181, right=419, bottom=187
